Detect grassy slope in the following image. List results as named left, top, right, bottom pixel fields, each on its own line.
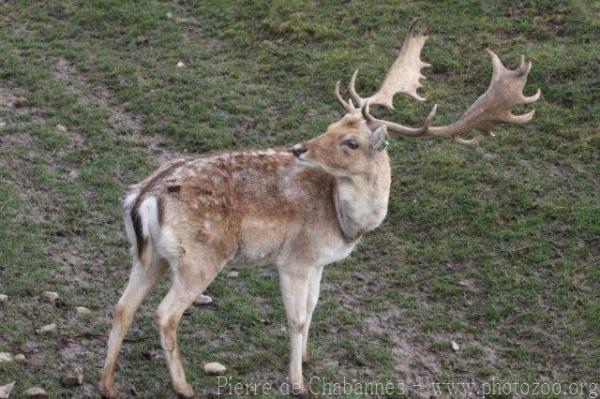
left=0, top=1, right=599, bottom=398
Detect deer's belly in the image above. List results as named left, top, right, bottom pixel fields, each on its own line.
left=229, top=217, right=290, bottom=267
left=228, top=216, right=356, bottom=268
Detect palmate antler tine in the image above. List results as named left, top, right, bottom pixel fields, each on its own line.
left=343, top=20, right=431, bottom=111
left=366, top=22, right=430, bottom=108
left=421, top=49, right=541, bottom=145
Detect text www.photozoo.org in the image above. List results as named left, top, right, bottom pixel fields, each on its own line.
left=215, top=376, right=600, bottom=397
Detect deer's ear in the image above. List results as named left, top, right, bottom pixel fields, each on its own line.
left=369, top=125, right=387, bottom=153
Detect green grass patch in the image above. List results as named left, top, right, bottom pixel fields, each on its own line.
left=0, top=1, right=598, bottom=398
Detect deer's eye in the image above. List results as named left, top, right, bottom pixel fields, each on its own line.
left=343, top=139, right=359, bottom=150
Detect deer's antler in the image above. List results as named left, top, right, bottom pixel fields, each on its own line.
left=335, top=20, right=430, bottom=114
left=336, top=23, right=541, bottom=145
left=362, top=50, right=541, bottom=145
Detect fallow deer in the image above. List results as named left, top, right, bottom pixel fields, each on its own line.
left=100, top=23, right=540, bottom=398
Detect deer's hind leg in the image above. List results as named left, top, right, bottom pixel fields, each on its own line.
left=100, top=257, right=168, bottom=398
left=156, top=244, right=230, bottom=398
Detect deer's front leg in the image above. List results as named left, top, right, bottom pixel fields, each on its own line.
left=302, top=265, right=324, bottom=364
left=278, top=267, right=311, bottom=397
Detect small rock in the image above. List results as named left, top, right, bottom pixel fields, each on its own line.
left=226, top=271, right=239, bottom=278
left=12, top=97, right=28, bottom=108
left=36, top=323, right=56, bottom=335
left=42, top=291, right=59, bottom=304
left=0, top=353, right=13, bottom=363
left=166, top=12, right=173, bottom=19
left=451, top=340, right=460, bottom=352
left=176, top=61, right=185, bottom=68
left=483, top=152, right=497, bottom=161
left=0, top=294, right=7, bottom=303
left=0, top=121, right=6, bottom=128
left=60, top=366, right=83, bottom=387
left=14, top=354, right=25, bottom=361
left=0, top=381, right=15, bottom=399
left=195, top=295, right=213, bottom=305
left=24, top=387, right=47, bottom=398
left=75, top=306, right=91, bottom=316
left=203, top=362, right=226, bottom=375
left=134, top=36, right=148, bottom=46
left=55, top=124, right=67, bottom=132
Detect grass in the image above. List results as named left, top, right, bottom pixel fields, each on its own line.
left=0, top=0, right=599, bottom=398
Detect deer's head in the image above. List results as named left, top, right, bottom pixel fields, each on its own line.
left=291, top=113, right=387, bottom=178
left=291, top=21, right=541, bottom=178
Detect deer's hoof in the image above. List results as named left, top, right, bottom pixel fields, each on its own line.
left=292, top=384, right=313, bottom=399
left=295, top=390, right=313, bottom=399
left=99, top=383, right=118, bottom=399
left=174, top=382, right=195, bottom=398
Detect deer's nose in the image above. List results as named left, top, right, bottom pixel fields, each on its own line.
left=290, top=144, right=307, bottom=158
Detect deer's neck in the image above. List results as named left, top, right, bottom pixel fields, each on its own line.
left=333, top=151, right=391, bottom=241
